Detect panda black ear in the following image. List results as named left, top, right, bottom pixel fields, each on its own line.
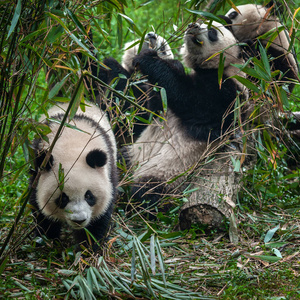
left=217, top=15, right=233, bottom=32
left=265, top=1, right=274, bottom=8
left=265, top=1, right=283, bottom=14
left=36, top=151, right=54, bottom=171
left=86, top=149, right=107, bottom=168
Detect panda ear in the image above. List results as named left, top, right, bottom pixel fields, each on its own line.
left=265, top=1, right=274, bottom=8
left=86, top=149, right=107, bottom=168
left=217, top=15, right=233, bottom=32
left=36, top=151, right=54, bottom=171
left=265, top=1, right=283, bottom=14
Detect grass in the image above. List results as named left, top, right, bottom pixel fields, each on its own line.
left=1, top=0, right=300, bottom=299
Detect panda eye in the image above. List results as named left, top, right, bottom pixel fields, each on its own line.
left=85, top=190, right=96, bottom=207
left=208, top=28, right=218, bottom=42
left=55, top=192, right=69, bottom=209
left=228, top=11, right=238, bottom=20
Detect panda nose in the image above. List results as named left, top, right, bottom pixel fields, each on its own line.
left=72, top=219, right=86, bottom=225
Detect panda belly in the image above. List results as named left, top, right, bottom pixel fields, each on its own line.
left=129, top=111, right=208, bottom=190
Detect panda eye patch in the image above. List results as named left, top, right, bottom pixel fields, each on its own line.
left=228, top=11, right=238, bottom=20
left=85, top=190, right=96, bottom=206
left=86, top=149, right=107, bottom=168
left=55, top=192, right=69, bottom=209
left=208, top=28, right=218, bottom=42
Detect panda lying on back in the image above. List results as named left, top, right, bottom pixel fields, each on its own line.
left=125, top=21, right=247, bottom=216
left=225, top=3, right=299, bottom=91
left=29, top=102, right=118, bottom=251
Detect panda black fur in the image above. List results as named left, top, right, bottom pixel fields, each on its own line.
left=98, top=33, right=175, bottom=140
left=29, top=102, right=118, bottom=250
left=225, top=3, right=299, bottom=91
left=125, top=21, right=247, bottom=215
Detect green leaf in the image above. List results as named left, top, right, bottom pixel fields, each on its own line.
left=58, top=163, right=64, bottom=191
left=265, top=242, right=287, bottom=249
left=272, top=248, right=282, bottom=258
left=150, top=234, right=156, bottom=275
left=232, top=75, right=260, bottom=93
left=185, top=9, right=227, bottom=24
left=66, top=8, right=88, bottom=36
left=0, top=255, right=9, bottom=275
left=138, top=30, right=147, bottom=54
left=118, top=13, right=142, bottom=36
left=253, top=255, right=281, bottom=263
left=218, top=52, right=225, bottom=88
left=7, top=0, right=21, bottom=39
left=47, top=12, right=93, bottom=56
left=69, top=80, right=84, bottom=120
left=264, top=224, right=280, bottom=243
left=48, top=73, right=71, bottom=99
left=160, top=88, right=167, bottom=114
left=259, top=45, right=271, bottom=77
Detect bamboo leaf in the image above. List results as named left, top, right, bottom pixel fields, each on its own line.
left=252, top=255, right=281, bottom=263
left=160, top=88, right=167, bottom=114
left=155, top=236, right=166, bottom=286
left=150, top=234, right=156, bottom=275
left=69, top=80, right=84, bottom=120
left=185, top=9, right=226, bottom=24
left=259, top=45, right=271, bottom=77
left=66, top=8, right=88, bottom=36
left=48, top=73, right=71, bottom=99
left=272, top=248, right=282, bottom=258
left=264, top=224, right=280, bottom=243
left=232, top=75, right=260, bottom=93
left=218, top=52, right=225, bottom=88
left=7, top=0, right=21, bottom=39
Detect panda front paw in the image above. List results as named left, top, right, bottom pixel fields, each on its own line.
left=133, top=49, right=158, bottom=68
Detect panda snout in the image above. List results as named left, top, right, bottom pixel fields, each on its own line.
left=72, top=219, right=86, bottom=225
left=69, top=217, right=89, bottom=229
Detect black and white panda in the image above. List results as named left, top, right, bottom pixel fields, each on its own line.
left=225, top=3, right=299, bottom=91
left=98, top=32, right=175, bottom=141
left=125, top=21, right=247, bottom=215
left=29, top=102, right=118, bottom=250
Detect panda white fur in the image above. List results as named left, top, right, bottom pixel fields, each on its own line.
left=29, top=102, right=118, bottom=250
left=122, top=32, right=174, bottom=73
left=125, top=21, right=247, bottom=215
left=225, top=3, right=298, bottom=91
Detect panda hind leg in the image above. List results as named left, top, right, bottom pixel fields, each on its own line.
left=130, top=181, right=172, bottom=220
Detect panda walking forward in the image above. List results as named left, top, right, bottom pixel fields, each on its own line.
left=29, top=102, right=118, bottom=251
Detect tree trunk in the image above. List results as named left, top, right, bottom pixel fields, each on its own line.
left=179, top=137, right=255, bottom=230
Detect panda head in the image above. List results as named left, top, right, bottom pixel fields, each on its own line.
left=225, top=4, right=278, bottom=41
left=182, top=21, right=242, bottom=69
left=35, top=147, right=112, bottom=230
left=122, top=32, right=174, bottom=71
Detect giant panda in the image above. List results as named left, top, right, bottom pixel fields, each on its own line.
left=125, top=21, right=248, bottom=217
left=225, top=3, right=299, bottom=92
left=29, top=102, right=118, bottom=251
left=98, top=32, right=175, bottom=141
